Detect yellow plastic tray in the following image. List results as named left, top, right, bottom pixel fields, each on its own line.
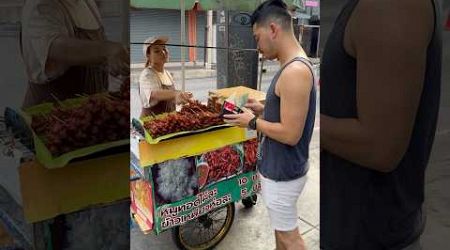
left=22, top=95, right=129, bottom=168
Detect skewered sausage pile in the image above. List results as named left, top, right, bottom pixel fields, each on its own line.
left=31, top=79, right=130, bottom=156
left=143, top=100, right=224, bottom=138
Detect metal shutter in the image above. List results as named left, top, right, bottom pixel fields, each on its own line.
left=130, top=9, right=206, bottom=63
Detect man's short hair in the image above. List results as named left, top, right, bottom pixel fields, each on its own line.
left=251, top=0, right=292, bottom=30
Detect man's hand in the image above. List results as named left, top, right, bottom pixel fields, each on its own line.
left=223, top=108, right=255, bottom=128
left=244, top=98, right=264, bottom=116
left=105, top=42, right=130, bottom=77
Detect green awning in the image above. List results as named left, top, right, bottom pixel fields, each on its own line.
left=130, top=0, right=304, bottom=11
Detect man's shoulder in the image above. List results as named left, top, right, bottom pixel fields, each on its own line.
left=356, top=0, right=425, bottom=9
left=286, top=59, right=312, bottom=72
left=279, top=60, right=313, bottom=84
left=353, top=0, right=433, bottom=28
left=350, top=0, right=433, bottom=52
left=274, top=59, right=313, bottom=97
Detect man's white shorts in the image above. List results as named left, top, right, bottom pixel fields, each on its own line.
left=259, top=171, right=307, bottom=232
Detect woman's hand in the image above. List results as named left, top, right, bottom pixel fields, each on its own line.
left=176, top=91, right=193, bottom=104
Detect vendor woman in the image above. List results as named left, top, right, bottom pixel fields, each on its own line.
left=139, top=36, right=192, bottom=117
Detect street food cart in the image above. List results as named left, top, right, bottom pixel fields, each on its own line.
left=130, top=86, right=265, bottom=249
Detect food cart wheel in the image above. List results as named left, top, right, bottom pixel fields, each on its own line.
left=172, top=203, right=235, bottom=250
left=242, top=194, right=258, bottom=208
